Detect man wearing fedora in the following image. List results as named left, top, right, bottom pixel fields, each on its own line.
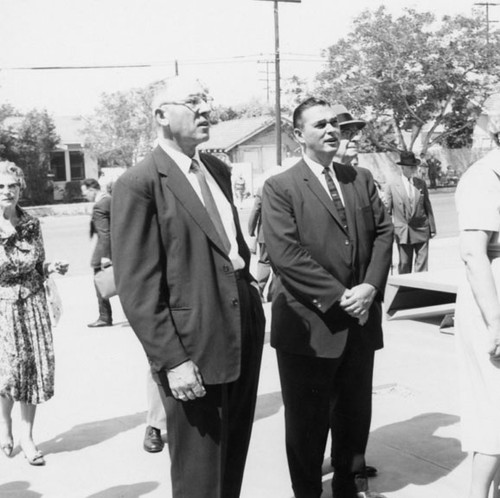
left=384, top=151, right=436, bottom=274
left=332, top=104, right=366, bottom=167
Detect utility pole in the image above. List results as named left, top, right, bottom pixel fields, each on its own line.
left=174, top=60, right=179, bottom=76
left=254, top=0, right=300, bottom=166
left=475, top=2, right=499, bottom=47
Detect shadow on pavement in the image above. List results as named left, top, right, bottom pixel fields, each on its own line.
left=86, top=481, right=159, bottom=498
left=0, top=481, right=42, bottom=498
left=317, top=412, right=465, bottom=497
left=366, top=412, right=465, bottom=493
left=39, top=412, right=146, bottom=454
left=254, top=391, right=283, bottom=422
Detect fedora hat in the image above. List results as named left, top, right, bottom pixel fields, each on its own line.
left=397, top=151, right=420, bottom=167
left=331, top=104, right=366, bottom=131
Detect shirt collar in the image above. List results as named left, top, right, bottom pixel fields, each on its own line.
left=303, top=154, right=337, bottom=178
left=159, top=142, right=202, bottom=175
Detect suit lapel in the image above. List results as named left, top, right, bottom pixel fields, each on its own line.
left=300, top=161, right=347, bottom=234
left=395, top=176, right=411, bottom=219
left=152, top=147, right=229, bottom=255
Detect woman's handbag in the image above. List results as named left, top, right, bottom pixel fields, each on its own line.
left=45, top=276, right=63, bottom=326
left=94, top=265, right=117, bottom=299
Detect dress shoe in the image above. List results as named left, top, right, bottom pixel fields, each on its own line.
left=356, top=492, right=386, bottom=498
left=143, top=426, right=164, bottom=453
left=87, top=319, right=112, bottom=328
left=364, top=465, right=378, bottom=478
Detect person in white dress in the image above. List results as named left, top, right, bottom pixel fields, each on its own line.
left=455, top=94, right=500, bottom=498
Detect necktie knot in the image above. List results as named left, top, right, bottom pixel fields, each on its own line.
left=190, top=159, right=201, bottom=173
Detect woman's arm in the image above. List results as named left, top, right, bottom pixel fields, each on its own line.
left=460, top=229, right=500, bottom=358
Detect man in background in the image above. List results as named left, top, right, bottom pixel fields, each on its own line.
left=81, top=178, right=113, bottom=327
left=384, top=151, right=436, bottom=274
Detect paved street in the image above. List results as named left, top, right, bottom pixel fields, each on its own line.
left=0, top=191, right=475, bottom=497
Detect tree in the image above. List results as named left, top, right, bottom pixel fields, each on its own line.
left=315, top=7, right=500, bottom=154
left=83, top=84, right=159, bottom=169
left=0, top=107, right=59, bottom=205
left=16, top=110, right=60, bottom=204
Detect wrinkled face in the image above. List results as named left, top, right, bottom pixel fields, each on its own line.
left=401, top=165, right=417, bottom=179
left=294, top=105, right=340, bottom=165
left=81, top=185, right=98, bottom=202
left=0, top=173, right=21, bottom=210
left=336, top=127, right=361, bottom=165
left=157, top=80, right=211, bottom=153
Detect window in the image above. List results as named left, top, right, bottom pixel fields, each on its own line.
left=50, top=151, right=66, bottom=181
left=69, top=151, right=85, bottom=180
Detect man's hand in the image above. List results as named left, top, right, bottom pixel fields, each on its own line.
left=487, top=325, right=500, bottom=360
left=167, top=360, right=206, bottom=401
left=340, top=283, right=377, bottom=322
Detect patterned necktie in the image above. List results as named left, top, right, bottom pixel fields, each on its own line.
left=190, top=159, right=231, bottom=253
left=322, top=166, right=348, bottom=232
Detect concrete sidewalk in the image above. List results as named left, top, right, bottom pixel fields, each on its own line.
left=0, top=248, right=471, bottom=498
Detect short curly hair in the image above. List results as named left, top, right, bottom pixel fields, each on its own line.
left=0, top=161, right=26, bottom=190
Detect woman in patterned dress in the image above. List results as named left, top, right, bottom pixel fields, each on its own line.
left=455, top=95, right=500, bottom=498
left=0, top=161, right=68, bottom=466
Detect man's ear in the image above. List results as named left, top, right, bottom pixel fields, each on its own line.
left=155, top=109, right=169, bottom=126
left=294, top=127, right=304, bottom=145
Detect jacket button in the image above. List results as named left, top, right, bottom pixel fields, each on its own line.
left=344, top=240, right=350, bottom=245
left=223, top=265, right=230, bottom=272
left=231, top=298, right=239, bottom=307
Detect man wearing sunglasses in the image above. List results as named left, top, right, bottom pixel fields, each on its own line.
left=111, top=77, right=265, bottom=498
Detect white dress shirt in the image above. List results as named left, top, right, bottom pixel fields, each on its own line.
left=159, top=143, right=244, bottom=270
left=303, top=155, right=345, bottom=205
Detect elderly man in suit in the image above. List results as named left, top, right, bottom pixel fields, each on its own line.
left=81, top=178, right=113, bottom=327
left=262, top=97, right=393, bottom=498
left=384, top=151, right=436, bottom=274
left=111, top=77, right=265, bottom=498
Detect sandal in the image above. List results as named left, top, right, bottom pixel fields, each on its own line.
left=24, top=450, right=45, bottom=466
left=1, top=442, right=13, bottom=457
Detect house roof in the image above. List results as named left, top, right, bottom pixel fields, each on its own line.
left=200, top=116, right=291, bottom=152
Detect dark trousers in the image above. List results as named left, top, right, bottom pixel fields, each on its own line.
left=397, top=241, right=429, bottom=274
left=93, top=267, right=112, bottom=323
left=161, top=278, right=265, bottom=498
left=277, top=327, right=375, bottom=498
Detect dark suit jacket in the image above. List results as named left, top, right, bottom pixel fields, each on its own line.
left=90, top=195, right=112, bottom=268
left=247, top=186, right=264, bottom=243
left=383, top=175, right=436, bottom=244
left=262, top=160, right=393, bottom=358
left=111, top=146, right=253, bottom=385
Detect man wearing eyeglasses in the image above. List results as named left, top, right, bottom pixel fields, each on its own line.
left=262, top=97, right=393, bottom=498
left=111, top=77, right=265, bottom=498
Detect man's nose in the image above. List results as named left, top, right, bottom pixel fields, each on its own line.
left=198, top=100, right=211, bottom=115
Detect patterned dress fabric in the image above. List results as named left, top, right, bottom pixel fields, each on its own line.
left=455, top=148, right=500, bottom=454
left=0, top=209, right=54, bottom=404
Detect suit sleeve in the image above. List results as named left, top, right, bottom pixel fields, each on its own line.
left=247, top=187, right=262, bottom=237
left=93, top=198, right=112, bottom=260
left=361, top=170, right=394, bottom=294
left=422, top=182, right=437, bottom=234
left=262, top=177, right=346, bottom=313
left=111, top=171, right=189, bottom=373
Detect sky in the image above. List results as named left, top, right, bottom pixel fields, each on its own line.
left=0, top=0, right=492, bottom=117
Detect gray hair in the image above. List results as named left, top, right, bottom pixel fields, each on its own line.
left=0, top=161, right=26, bottom=190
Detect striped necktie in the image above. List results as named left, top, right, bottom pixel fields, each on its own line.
left=322, top=166, right=348, bottom=232
left=190, top=159, right=231, bottom=253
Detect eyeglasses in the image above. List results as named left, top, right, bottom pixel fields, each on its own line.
left=160, top=95, right=211, bottom=115
left=0, top=182, right=20, bottom=192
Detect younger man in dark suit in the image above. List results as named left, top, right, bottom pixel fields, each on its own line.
left=111, top=77, right=264, bottom=498
left=262, top=97, right=393, bottom=498
left=81, top=178, right=113, bottom=327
